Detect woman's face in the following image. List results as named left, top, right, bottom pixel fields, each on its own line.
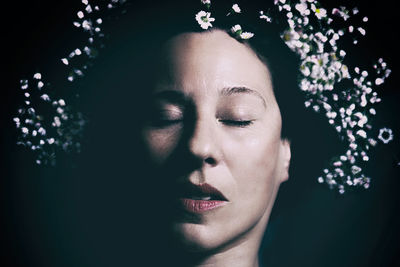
left=141, top=30, right=291, bottom=251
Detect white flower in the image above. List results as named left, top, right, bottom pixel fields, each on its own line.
left=368, top=138, right=377, bottom=146
left=356, top=129, right=367, bottom=138
left=61, top=58, right=69, bottom=65
left=201, top=0, right=211, bottom=4
left=240, top=32, right=254, bottom=39
left=378, top=128, right=394, bottom=144
left=295, top=2, right=310, bottom=16
left=358, top=27, right=366, bottom=36
left=37, top=81, right=44, bottom=89
left=375, top=78, right=384, bottom=85
left=38, top=127, right=46, bottom=136
left=231, top=24, right=242, bottom=33
left=21, top=127, right=29, bottom=134
left=40, top=94, right=50, bottom=101
left=232, top=4, right=241, bottom=13
left=77, top=11, right=84, bottom=19
left=311, top=4, right=327, bottom=19
left=195, top=10, right=215, bottom=30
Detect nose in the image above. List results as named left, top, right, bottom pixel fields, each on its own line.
left=188, top=117, right=221, bottom=166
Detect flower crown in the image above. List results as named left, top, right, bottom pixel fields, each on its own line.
left=13, top=0, right=394, bottom=194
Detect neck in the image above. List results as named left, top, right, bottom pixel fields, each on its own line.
left=193, top=239, right=261, bottom=267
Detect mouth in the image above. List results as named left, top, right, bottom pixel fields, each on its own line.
left=177, top=183, right=228, bottom=213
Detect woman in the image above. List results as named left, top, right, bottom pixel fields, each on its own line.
left=67, top=2, right=300, bottom=266
left=140, top=29, right=290, bottom=267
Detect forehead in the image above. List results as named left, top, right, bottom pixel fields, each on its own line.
left=158, top=30, right=274, bottom=101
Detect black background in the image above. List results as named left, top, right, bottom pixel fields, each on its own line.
left=1, top=1, right=399, bottom=266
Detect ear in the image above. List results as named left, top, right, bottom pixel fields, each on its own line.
left=278, top=138, right=291, bottom=183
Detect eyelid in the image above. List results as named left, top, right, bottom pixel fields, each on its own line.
left=154, top=102, right=184, bottom=114
left=156, top=108, right=183, bottom=120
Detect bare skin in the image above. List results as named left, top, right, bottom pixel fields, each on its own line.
left=142, top=30, right=291, bottom=267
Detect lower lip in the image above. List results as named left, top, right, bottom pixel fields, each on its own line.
left=179, top=198, right=228, bottom=213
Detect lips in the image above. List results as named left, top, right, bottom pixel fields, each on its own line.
left=177, top=183, right=228, bottom=213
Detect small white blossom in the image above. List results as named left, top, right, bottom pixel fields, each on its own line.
left=37, top=81, right=44, bottom=89
left=311, top=4, right=327, bottom=19
left=61, top=58, right=69, bottom=65
left=295, top=2, right=310, bottom=16
left=231, top=24, right=242, bottom=33
left=240, top=32, right=254, bottom=39
left=40, top=94, right=50, bottom=101
left=38, top=127, right=46, bottom=136
left=22, top=127, right=29, bottom=134
left=378, top=128, right=393, bottom=144
left=232, top=4, right=241, bottom=13
left=356, top=129, right=367, bottom=138
left=357, top=27, right=366, bottom=35
left=375, top=78, right=384, bottom=85
left=351, top=165, right=362, bottom=175
left=77, top=11, right=84, bottom=19
left=195, top=11, right=215, bottom=30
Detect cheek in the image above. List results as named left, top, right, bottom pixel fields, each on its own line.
left=224, top=126, right=281, bottom=179
left=222, top=124, right=282, bottom=206
left=142, top=127, right=182, bottom=164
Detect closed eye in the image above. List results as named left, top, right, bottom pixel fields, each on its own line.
left=148, top=110, right=183, bottom=128
left=219, top=119, right=254, bottom=128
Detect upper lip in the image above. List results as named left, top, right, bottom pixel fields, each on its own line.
left=178, top=183, right=228, bottom=201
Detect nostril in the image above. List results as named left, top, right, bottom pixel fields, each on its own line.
left=204, top=157, right=216, bottom=165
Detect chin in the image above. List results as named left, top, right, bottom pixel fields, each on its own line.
left=172, top=222, right=230, bottom=253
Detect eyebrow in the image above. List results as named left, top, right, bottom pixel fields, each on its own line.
left=220, top=86, right=267, bottom=108
left=152, top=86, right=267, bottom=107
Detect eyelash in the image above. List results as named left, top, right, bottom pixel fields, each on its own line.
left=219, top=119, right=254, bottom=128
left=151, top=118, right=254, bottom=128
left=149, top=109, right=254, bottom=129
